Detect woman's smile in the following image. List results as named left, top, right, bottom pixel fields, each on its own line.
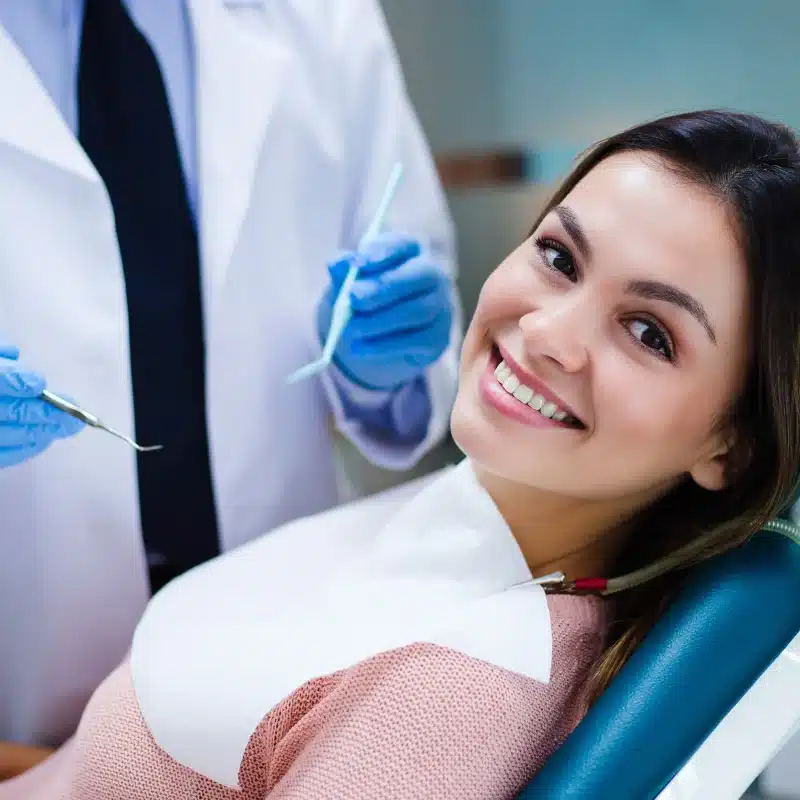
left=479, top=344, right=585, bottom=430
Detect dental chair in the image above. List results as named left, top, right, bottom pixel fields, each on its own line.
left=520, top=509, right=800, bottom=800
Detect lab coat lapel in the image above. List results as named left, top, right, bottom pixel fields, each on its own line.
left=188, top=0, right=289, bottom=287
left=0, top=24, right=99, bottom=184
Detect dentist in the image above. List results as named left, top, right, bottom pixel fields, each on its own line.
left=0, top=0, right=458, bottom=747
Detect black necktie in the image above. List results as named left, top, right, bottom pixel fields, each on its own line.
left=78, top=0, right=221, bottom=587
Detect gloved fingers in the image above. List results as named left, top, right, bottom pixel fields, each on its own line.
left=357, top=233, right=422, bottom=276
left=326, top=254, right=357, bottom=290
left=349, top=260, right=449, bottom=314
left=0, top=344, right=20, bottom=361
left=0, top=396, right=83, bottom=434
left=0, top=422, right=74, bottom=448
left=34, top=393, right=84, bottom=437
left=54, top=414, right=85, bottom=438
left=0, top=366, right=46, bottom=399
left=0, top=439, right=51, bottom=469
left=347, top=287, right=450, bottom=341
left=351, top=312, right=452, bottom=363
left=328, top=234, right=421, bottom=285
left=346, top=347, right=439, bottom=377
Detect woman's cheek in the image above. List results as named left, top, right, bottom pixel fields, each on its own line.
left=478, top=270, right=536, bottom=323
left=615, top=379, right=706, bottom=447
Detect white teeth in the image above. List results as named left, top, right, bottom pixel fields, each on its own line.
left=513, top=385, right=534, bottom=404
left=493, top=359, right=574, bottom=424
left=541, top=402, right=557, bottom=418
left=494, top=363, right=512, bottom=382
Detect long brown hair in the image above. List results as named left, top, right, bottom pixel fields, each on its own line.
left=529, top=111, right=800, bottom=700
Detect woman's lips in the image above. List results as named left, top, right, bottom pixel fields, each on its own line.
left=495, top=344, right=582, bottom=424
left=479, top=348, right=580, bottom=430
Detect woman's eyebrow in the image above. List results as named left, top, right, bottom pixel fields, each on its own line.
left=551, top=204, right=717, bottom=344
left=627, top=280, right=717, bottom=344
left=554, top=205, right=591, bottom=259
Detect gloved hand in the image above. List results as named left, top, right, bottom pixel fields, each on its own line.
left=317, top=233, right=453, bottom=391
left=0, top=344, right=84, bottom=468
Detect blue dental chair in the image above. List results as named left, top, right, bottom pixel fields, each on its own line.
left=520, top=511, right=800, bottom=799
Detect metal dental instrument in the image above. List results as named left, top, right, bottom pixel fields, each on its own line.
left=41, top=390, right=163, bottom=453
left=287, top=162, right=405, bottom=385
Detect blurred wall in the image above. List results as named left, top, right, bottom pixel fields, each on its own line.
left=497, top=0, right=800, bottom=146
left=381, top=0, right=546, bottom=324
left=378, top=0, right=501, bottom=152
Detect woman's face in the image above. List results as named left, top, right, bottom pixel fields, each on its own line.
left=451, top=152, right=750, bottom=505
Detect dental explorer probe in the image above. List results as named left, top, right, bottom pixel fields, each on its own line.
left=286, top=162, right=404, bottom=384
left=40, top=390, right=163, bottom=453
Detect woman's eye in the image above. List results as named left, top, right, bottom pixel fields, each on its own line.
left=537, top=238, right=577, bottom=281
left=626, top=318, right=674, bottom=361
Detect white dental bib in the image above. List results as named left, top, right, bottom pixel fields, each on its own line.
left=131, top=460, right=553, bottom=789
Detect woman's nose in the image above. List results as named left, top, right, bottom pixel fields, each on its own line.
left=518, top=296, right=590, bottom=373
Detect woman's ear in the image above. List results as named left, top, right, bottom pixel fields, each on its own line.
left=689, top=429, right=742, bottom=491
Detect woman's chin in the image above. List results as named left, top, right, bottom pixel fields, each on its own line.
left=450, top=390, right=569, bottom=496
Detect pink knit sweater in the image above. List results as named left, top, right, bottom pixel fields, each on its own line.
left=0, top=594, right=607, bottom=800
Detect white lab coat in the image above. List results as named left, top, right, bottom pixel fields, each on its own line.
left=0, top=0, right=458, bottom=745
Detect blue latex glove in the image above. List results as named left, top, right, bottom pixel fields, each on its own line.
left=317, top=233, right=453, bottom=392
left=0, top=344, right=84, bottom=468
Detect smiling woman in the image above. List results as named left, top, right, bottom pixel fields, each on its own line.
left=453, top=109, right=800, bottom=698
left=4, top=110, right=800, bottom=800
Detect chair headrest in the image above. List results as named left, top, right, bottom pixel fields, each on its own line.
left=519, top=527, right=800, bottom=799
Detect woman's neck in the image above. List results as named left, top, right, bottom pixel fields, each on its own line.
left=473, top=464, right=655, bottom=582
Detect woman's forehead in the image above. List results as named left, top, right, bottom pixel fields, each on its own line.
left=554, top=154, right=747, bottom=300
